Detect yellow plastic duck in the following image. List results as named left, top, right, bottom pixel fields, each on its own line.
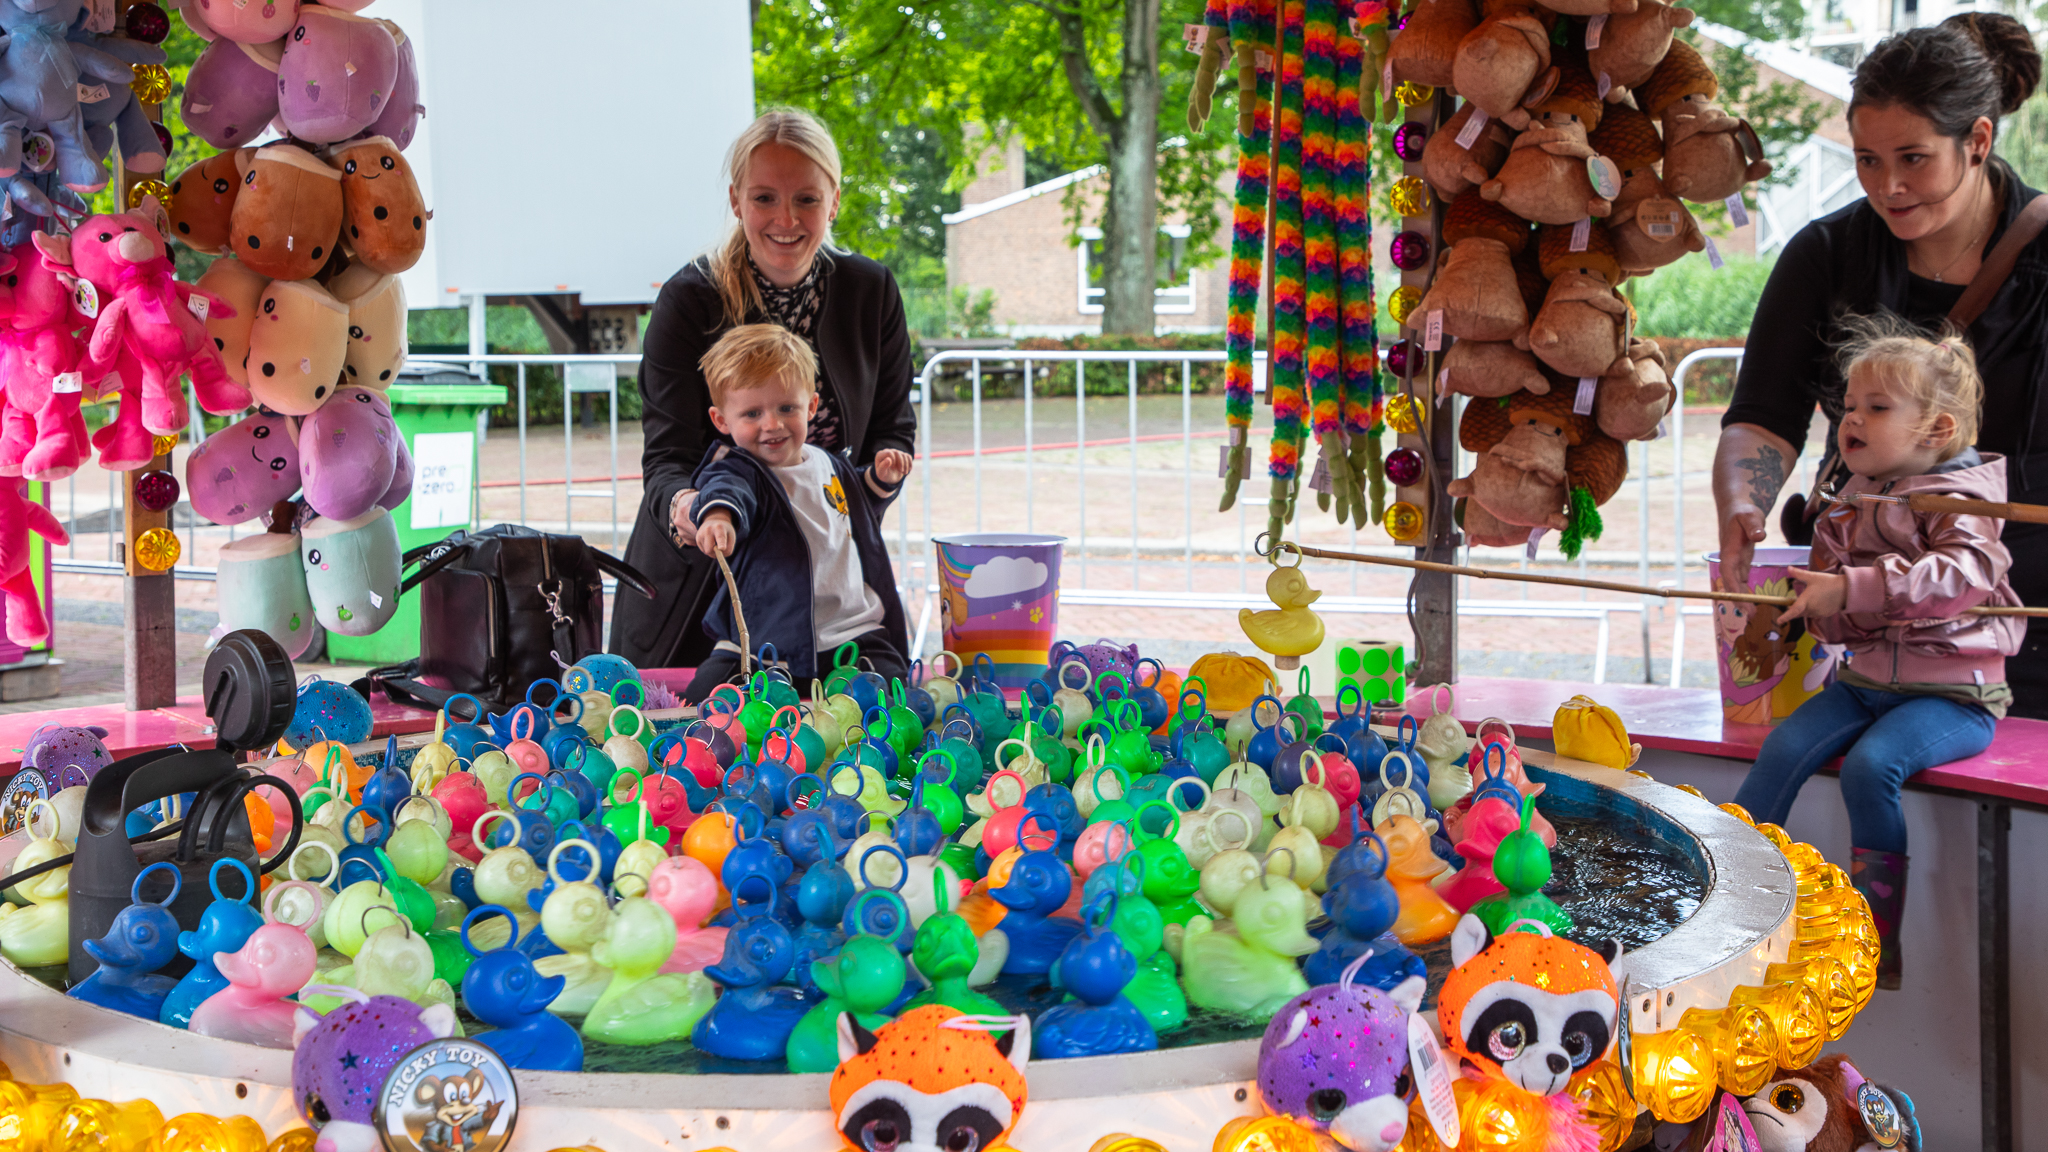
left=0, top=801, right=71, bottom=968
left=1239, top=563, right=1325, bottom=670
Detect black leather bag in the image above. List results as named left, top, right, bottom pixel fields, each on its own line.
left=362, top=525, right=655, bottom=710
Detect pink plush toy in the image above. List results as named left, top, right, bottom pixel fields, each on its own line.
left=277, top=6, right=398, bottom=143
left=186, top=409, right=299, bottom=525
left=0, top=479, right=65, bottom=646
left=0, top=239, right=91, bottom=480
left=190, top=0, right=298, bottom=45
left=189, top=921, right=317, bottom=1049
left=34, top=201, right=248, bottom=469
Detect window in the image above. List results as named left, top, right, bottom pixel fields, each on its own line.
left=1077, top=225, right=1198, bottom=314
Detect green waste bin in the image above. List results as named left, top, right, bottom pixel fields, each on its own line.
left=324, top=366, right=508, bottom=666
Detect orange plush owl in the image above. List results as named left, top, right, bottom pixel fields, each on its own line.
left=1438, top=914, right=1622, bottom=1098
left=829, top=1006, right=1032, bottom=1152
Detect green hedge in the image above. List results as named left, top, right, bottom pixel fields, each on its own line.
left=408, top=307, right=644, bottom=426
left=962, top=333, right=1228, bottom=398
left=1627, top=253, right=1773, bottom=341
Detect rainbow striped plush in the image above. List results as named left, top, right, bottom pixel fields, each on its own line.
left=1334, top=26, right=1378, bottom=440
left=1303, top=0, right=1340, bottom=445
left=1268, top=0, right=1307, bottom=482
left=1222, top=0, right=1273, bottom=446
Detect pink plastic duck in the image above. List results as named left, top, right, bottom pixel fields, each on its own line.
left=648, top=855, right=729, bottom=975
left=189, top=922, right=317, bottom=1049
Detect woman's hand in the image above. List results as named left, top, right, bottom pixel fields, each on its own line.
left=1782, top=567, right=1846, bottom=621
left=1712, top=423, right=1796, bottom=592
left=1718, top=502, right=1768, bottom=592
left=873, top=449, right=913, bottom=485
left=668, top=488, right=700, bottom=551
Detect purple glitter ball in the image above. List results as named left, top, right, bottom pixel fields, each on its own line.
left=1393, top=121, right=1428, bottom=162
left=1385, top=447, right=1425, bottom=487
left=1384, top=341, right=1413, bottom=378
left=1390, top=230, right=1430, bottom=271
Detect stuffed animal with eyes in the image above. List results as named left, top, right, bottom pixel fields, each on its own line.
left=193, top=254, right=268, bottom=384
left=829, top=1006, right=1032, bottom=1152
left=187, top=409, right=300, bottom=526
left=328, top=262, right=407, bottom=388
left=166, top=149, right=251, bottom=255
left=0, top=0, right=143, bottom=192
left=1449, top=385, right=1628, bottom=557
left=0, top=238, right=92, bottom=481
left=245, top=277, right=348, bottom=416
left=0, top=478, right=66, bottom=646
left=329, top=136, right=426, bottom=273
left=181, top=36, right=283, bottom=150
left=74, top=29, right=170, bottom=177
left=277, top=6, right=398, bottom=144
left=1686, top=1054, right=1922, bottom=1152
left=1635, top=38, right=1771, bottom=204
left=230, top=144, right=344, bottom=282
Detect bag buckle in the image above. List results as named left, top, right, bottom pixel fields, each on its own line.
left=537, top=579, right=572, bottom=627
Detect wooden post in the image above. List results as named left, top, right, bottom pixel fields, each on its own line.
left=1402, top=89, right=1456, bottom=687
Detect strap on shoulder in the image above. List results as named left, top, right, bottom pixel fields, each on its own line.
left=1950, top=193, right=2048, bottom=330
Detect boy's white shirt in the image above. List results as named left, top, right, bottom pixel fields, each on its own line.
left=766, top=445, right=885, bottom=648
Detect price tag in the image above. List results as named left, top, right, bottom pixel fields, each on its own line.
left=1258, top=49, right=1275, bottom=69
left=1704, top=234, right=1725, bottom=270
left=51, top=372, right=81, bottom=394
left=1597, top=71, right=1613, bottom=99
left=1574, top=376, right=1598, bottom=415
left=1230, top=425, right=1247, bottom=447
left=1725, top=193, right=1750, bottom=228
left=1309, top=455, right=1333, bottom=493
left=1408, top=1015, right=1461, bottom=1146
left=1700, top=1091, right=1765, bottom=1152
left=21, top=132, right=53, bottom=174
left=1639, top=201, right=1681, bottom=239
left=1455, top=107, right=1488, bottom=149
left=1587, top=155, right=1621, bottom=201
left=1586, top=14, right=1607, bottom=48
left=1654, top=418, right=1670, bottom=440
left=368, top=590, right=384, bottom=609
left=187, top=294, right=209, bottom=322
left=1183, top=23, right=1211, bottom=52
left=75, top=83, right=108, bottom=104
left=1383, top=59, right=1394, bottom=100
left=1218, top=445, right=1250, bottom=479
left=85, top=0, right=115, bottom=33
left=1423, top=310, right=1444, bottom=351
left=1570, top=217, right=1591, bottom=252
left=1437, top=366, right=1451, bottom=406
left=72, top=278, right=97, bottom=319
left=1526, top=527, right=1547, bottom=559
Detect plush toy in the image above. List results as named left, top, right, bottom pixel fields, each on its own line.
left=1587, top=101, right=1705, bottom=273
left=292, top=991, right=462, bottom=1152
left=300, top=505, right=401, bottom=637
left=1480, top=64, right=1614, bottom=225
left=1441, top=338, right=1549, bottom=400
left=0, top=239, right=91, bottom=480
left=1521, top=222, right=1629, bottom=378
left=1449, top=385, right=1628, bottom=557
left=230, top=144, right=345, bottom=282
left=1728, top=1054, right=1922, bottom=1152
left=0, top=479, right=65, bottom=646
left=329, top=136, right=426, bottom=273
left=277, top=7, right=399, bottom=144
left=180, top=36, right=283, bottom=150
left=195, top=0, right=297, bottom=44
left=1421, top=102, right=1515, bottom=202
left=829, top=1007, right=1031, bottom=1152
left=20, top=723, right=110, bottom=790
left=1415, top=191, right=1531, bottom=343
left=1387, top=0, right=1475, bottom=87
left=1636, top=38, right=1770, bottom=203
left=1596, top=338, right=1675, bottom=441
left=1589, top=0, right=1695, bottom=103
left=193, top=253, right=267, bottom=383
left=216, top=527, right=321, bottom=661
left=329, top=262, right=406, bottom=387
left=75, top=31, right=170, bottom=176
left=246, top=277, right=348, bottom=414
left=1544, top=0, right=1637, bottom=14
left=1452, top=3, right=1553, bottom=130
left=300, top=384, right=399, bottom=521
left=1257, top=958, right=1426, bottom=1152
left=0, top=0, right=138, bottom=191
left=166, top=149, right=249, bottom=255
left=187, top=409, right=299, bottom=524
left=364, top=19, right=424, bottom=150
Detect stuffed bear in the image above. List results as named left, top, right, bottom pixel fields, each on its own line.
left=1636, top=38, right=1770, bottom=204
left=1712, top=1054, right=1922, bottom=1152
left=192, top=0, right=298, bottom=45
left=299, top=384, right=398, bottom=522
left=328, top=137, right=425, bottom=273
left=1451, top=387, right=1627, bottom=541
left=0, top=239, right=91, bottom=480
left=193, top=253, right=268, bottom=384
left=1416, top=191, right=1532, bottom=343
left=246, top=277, right=348, bottom=416
left=216, top=527, right=321, bottom=661
left=166, top=148, right=249, bottom=254
left=1457, top=494, right=1532, bottom=548
left=180, top=36, right=283, bottom=150
left=1441, top=338, right=1550, bottom=399
left=1587, top=101, right=1704, bottom=273
left=362, top=19, right=423, bottom=150
left=0, top=0, right=142, bottom=191
left=75, top=30, right=170, bottom=176
left=230, top=143, right=344, bottom=282
left=1422, top=102, right=1515, bottom=202
left=277, top=7, right=398, bottom=144
left=0, top=478, right=64, bottom=646
left=1481, top=64, right=1613, bottom=225
left=1521, top=221, right=1629, bottom=378
left=1452, top=2, right=1553, bottom=130
left=1388, top=0, right=1476, bottom=88
left=1589, top=0, right=1694, bottom=103
left=1595, top=338, right=1674, bottom=441
left=187, top=409, right=300, bottom=525
left=300, top=506, right=401, bottom=637
left=328, top=262, right=406, bottom=388
left=1542, top=0, right=1636, bottom=14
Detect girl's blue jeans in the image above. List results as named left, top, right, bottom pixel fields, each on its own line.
left=1731, top=679, right=1997, bottom=853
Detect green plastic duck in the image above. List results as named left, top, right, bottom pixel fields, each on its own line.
left=903, top=911, right=1008, bottom=1018
left=1470, top=795, right=1575, bottom=938
left=786, top=934, right=907, bottom=1072
left=580, top=897, right=717, bottom=1046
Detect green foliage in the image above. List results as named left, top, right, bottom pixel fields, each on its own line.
left=2002, top=86, right=2048, bottom=192
left=981, top=332, right=1225, bottom=396
left=406, top=308, right=643, bottom=426
left=1684, top=0, right=1805, bottom=42
left=904, top=286, right=1000, bottom=338
left=1682, top=31, right=1830, bottom=231
left=1628, top=252, right=1775, bottom=340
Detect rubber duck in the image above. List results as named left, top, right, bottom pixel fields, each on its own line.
left=692, top=896, right=809, bottom=1060
left=70, top=863, right=183, bottom=1019
left=161, top=859, right=265, bottom=1029
left=790, top=856, right=855, bottom=992
left=647, top=855, right=731, bottom=975
left=189, top=922, right=317, bottom=1049
left=0, top=800, right=71, bottom=968
left=530, top=842, right=615, bottom=1017
left=305, top=915, right=460, bottom=1022
left=1180, top=873, right=1318, bottom=1020
left=986, top=845, right=1083, bottom=976
left=460, top=907, right=583, bottom=1071
left=1469, top=795, right=1574, bottom=937
left=581, top=896, right=717, bottom=1047
left=1078, top=860, right=1186, bottom=1034
left=786, top=934, right=907, bottom=1072
left=904, top=910, right=1007, bottom=1018
left=1137, top=823, right=1206, bottom=926
left=1380, top=813, right=1460, bottom=945
left=1036, top=894, right=1158, bottom=1058
left=1303, top=832, right=1428, bottom=992
left=1239, top=561, right=1326, bottom=671
left=1434, top=796, right=1527, bottom=912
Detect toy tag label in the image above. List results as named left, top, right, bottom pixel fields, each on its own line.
left=1258, top=49, right=1276, bottom=70
left=1725, top=193, right=1750, bottom=228
left=1857, top=1083, right=1904, bottom=1148
left=1229, top=425, right=1247, bottom=447
left=1455, top=107, right=1488, bottom=149
left=1638, top=199, right=1682, bottom=239
left=21, top=133, right=53, bottom=175
left=1183, top=23, right=1211, bottom=52
left=1217, top=444, right=1250, bottom=480
left=1309, top=455, right=1332, bottom=493
left=1701, top=1092, right=1763, bottom=1152
left=85, top=0, right=115, bottom=33
left=1437, top=366, right=1451, bottom=406
left=378, top=1037, right=518, bottom=1152
left=1349, top=16, right=1362, bottom=35
left=1587, top=156, right=1621, bottom=201
left=72, top=279, right=97, bottom=319
left=76, top=83, right=109, bottom=104
left=1526, top=527, right=1546, bottom=559
left=1382, top=59, right=1394, bottom=100
left=1704, top=234, right=1725, bottom=270
left=1616, top=992, right=1636, bottom=1097
left=1, top=769, right=48, bottom=834
left=369, top=590, right=384, bottom=609
left=1423, top=310, right=1444, bottom=351
left=51, top=372, right=80, bottom=394
left=1597, top=70, right=1613, bottom=99
left=1586, top=14, right=1607, bottom=48
left=1574, top=376, right=1597, bottom=415
left=187, top=295, right=209, bottom=322
left=1654, top=418, right=1670, bottom=440
left=1570, top=217, right=1591, bottom=252
left=1408, top=1014, right=1461, bottom=1146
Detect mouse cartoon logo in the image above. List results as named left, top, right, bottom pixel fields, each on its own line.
left=413, top=1068, right=501, bottom=1152
left=367, top=1035, right=519, bottom=1152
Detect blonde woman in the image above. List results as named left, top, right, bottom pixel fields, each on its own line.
left=612, top=109, right=918, bottom=670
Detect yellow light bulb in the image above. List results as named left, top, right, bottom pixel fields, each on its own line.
left=158, top=1114, right=268, bottom=1152
left=1674, top=784, right=1707, bottom=799
left=54, top=1098, right=164, bottom=1152
left=1384, top=392, right=1422, bottom=434
left=1718, top=802, right=1756, bottom=826
left=134, top=527, right=182, bottom=572
left=1387, top=285, right=1424, bottom=327
left=1567, top=1061, right=1637, bottom=1152
left=1728, top=979, right=1827, bottom=1069
left=267, top=1132, right=320, bottom=1152
left=1389, top=175, right=1432, bottom=219
left=1092, top=1136, right=1169, bottom=1152
left=1754, top=823, right=1793, bottom=853
left=150, top=433, right=181, bottom=460
left=1386, top=500, right=1425, bottom=543
left=1767, top=956, right=1858, bottom=1042
left=1214, top=1116, right=1322, bottom=1152
left=1678, top=1004, right=1777, bottom=1096
left=127, top=178, right=172, bottom=211
left=1632, top=1027, right=1717, bottom=1124
left=1466, top=1082, right=1544, bottom=1148
left=130, top=63, right=173, bottom=105
left=1395, top=80, right=1436, bottom=107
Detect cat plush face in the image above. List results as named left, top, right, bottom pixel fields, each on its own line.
left=1439, top=915, right=1621, bottom=1099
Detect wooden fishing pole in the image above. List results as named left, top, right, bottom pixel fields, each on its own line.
left=1269, top=540, right=2048, bottom=618
left=1843, top=491, right=2048, bottom=525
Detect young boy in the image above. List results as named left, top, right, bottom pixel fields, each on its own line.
left=684, top=324, right=914, bottom=701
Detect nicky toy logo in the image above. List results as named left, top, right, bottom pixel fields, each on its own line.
left=377, top=1038, right=518, bottom=1152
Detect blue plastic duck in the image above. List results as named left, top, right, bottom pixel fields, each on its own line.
left=692, top=899, right=811, bottom=1061
left=1304, top=832, right=1428, bottom=990
left=461, top=906, right=584, bottom=1072
left=990, top=845, right=1083, bottom=976
left=1035, top=894, right=1157, bottom=1058
left=160, top=859, right=265, bottom=1028
left=790, top=857, right=854, bottom=993
left=70, top=863, right=184, bottom=1019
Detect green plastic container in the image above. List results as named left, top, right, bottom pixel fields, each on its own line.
left=324, top=371, right=508, bottom=665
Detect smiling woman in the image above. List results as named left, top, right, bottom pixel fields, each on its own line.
left=611, top=109, right=919, bottom=672
left=1711, top=12, right=2048, bottom=719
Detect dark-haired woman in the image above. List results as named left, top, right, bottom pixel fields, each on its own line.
left=1711, top=12, right=2046, bottom=984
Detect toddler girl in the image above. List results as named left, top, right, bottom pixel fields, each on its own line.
left=1732, top=314, right=2023, bottom=989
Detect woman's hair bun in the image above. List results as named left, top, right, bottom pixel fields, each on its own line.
left=1942, top=11, right=2041, bottom=115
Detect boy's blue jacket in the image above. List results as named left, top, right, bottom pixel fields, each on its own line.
left=689, top=446, right=907, bottom=681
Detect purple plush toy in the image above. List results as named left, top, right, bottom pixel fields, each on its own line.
left=191, top=0, right=297, bottom=45
left=21, top=722, right=109, bottom=790
left=277, top=7, right=397, bottom=144
left=179, top=35, right=281, bottom=150
left=1071, top=638, right=1140, bottom=687
left=292, top=989, right=459, bottom=1152
left=1257, top=954, right=1427, bottom=1152
left=379, top=435, right=414, bottom=512
left=359, top=19, right=421, bottom=150
left=298, top=385, right=397, bottom=522
left=187, top=409, right=300, bottom=526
